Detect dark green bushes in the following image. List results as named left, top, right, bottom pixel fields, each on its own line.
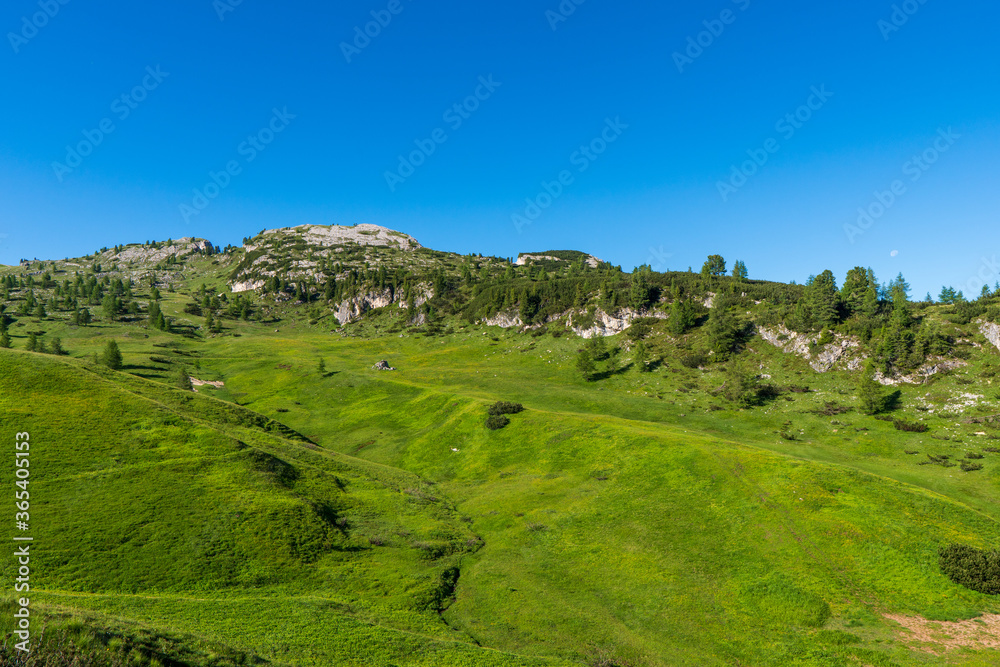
left=486, top=415, right=510, bottom=430
left=892, top=419, right=928, bottom=433
left=939, top=544, right=1000, bottom=594
left=488, top=401, right=524, bottom=416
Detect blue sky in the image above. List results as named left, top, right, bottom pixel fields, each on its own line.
left=1, top=0, right=998, bottom=298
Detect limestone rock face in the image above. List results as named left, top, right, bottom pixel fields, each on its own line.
left=980, top=320, right=1000, bottom=352
left=482, top=312, right=524, bottom=329
left=231, top=280, right=265, bottom=294
left=247, top=224, right=421, bottom=252
left=757, top=325, right=861, bottom=372
left=875, top=359, right=968, bottom=386
left=568, top=309, right=667, bottom=339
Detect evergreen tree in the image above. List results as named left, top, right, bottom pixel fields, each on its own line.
left=102, top=340, right=123, bottom=370
left=0, top=330, right=10, bottom=349
left=49, top=337, right=64, bottom=356
left=632, top=340, right=649, bottom=372
left=858, top=360, right=889, bottom=415
left=26, top=332, right=37, bottom=352
left=34, top=302, right=46, bottom=319
left=702, top=255, right=727, bottom=277
left=575, top=348, right=596, bottom=381
left=318, top=358, right=327, bottom=374
left=806, top=270, right=839, bottom=329
left=731, top=260, right=748, bottom=282
left=669, top=299, right=697, bottom=335
left=723, top=358, right=760, bottom=408
left=175, top=367, right=193, bottom=391
left=706, top=297, right=742, bottom=359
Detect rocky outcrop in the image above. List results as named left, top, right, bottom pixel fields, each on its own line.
left=483, top=312, right=524, bottom=328
left=980, top=320, right=1000, bottom=352
left=515, top=253, right=603, bottom=268
left=758, top=325, right=861, bottom=372
left=569, top=308, right=667, bottom=339
left=231, top=279, right=265, bottom=294
left=372, top=361, right=396, bottom=371
left=335, top=289, right=395, bottom=325
left=105, top=238, right=213, bottom=266
left=875, top=358, right=968, bottom=386
left=329, top=284, right=432, bottom=325
left=253, top=224, right=421, bottom=251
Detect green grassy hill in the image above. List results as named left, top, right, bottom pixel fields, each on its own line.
left=4, top=225, right=1000, bottom=665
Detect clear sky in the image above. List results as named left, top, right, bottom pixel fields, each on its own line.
left=1, top=0, right=998, bottom=298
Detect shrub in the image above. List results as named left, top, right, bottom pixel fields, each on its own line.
left=939, top=544, right=1000, bottom=594
left=680, top=352, right=707, bottom=369
left=893, top=419, right=929, bottom=433
left=488, top=401, right=525, bottom=416
left=486, top=415, right=510, bottom=430
left=961, top=461, right=984, bottom=472
left=966, top=452, right=985, bottom=460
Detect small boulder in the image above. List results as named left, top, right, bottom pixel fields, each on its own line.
left=372, top=360, right=396, bottom=371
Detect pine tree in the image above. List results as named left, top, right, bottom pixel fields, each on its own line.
left=576, top=348, right=596, bottom=381
left=49, top=337, right=64, bottom=356
left=0, top=330, right=10, bottom=349
left=632, top=340, right=649, bottom=372
left=102, top=340, right=123, bottom=370
left=731, top=260, right=748, bottom=281
left=175, top=367, right=193, bottom=391
left=706, top=297, right=742, bottom=359
left=858, top=360, right=888, bottom=415
left=669, top=299, right=696, bottom=335
left=26, top=332, right=37, bottom=352
left=34, top=302, right=46, bottom=319
left=318, top=358, right=327, bottom=374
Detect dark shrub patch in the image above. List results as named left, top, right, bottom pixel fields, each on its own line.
left=961, top=461, right=984, bottom=472
left=486, top=414, right=510, bottom=430
left=680, top=353, right=707, bottom=369
left=488, top=401, right=525, bottom=416
left=939, top=544, right=1000, bottom=594
left=966, top=452, right=985, bottom=460
left=893, top=419, right=929, bottom=433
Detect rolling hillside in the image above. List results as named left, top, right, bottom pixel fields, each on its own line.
left=3, top=225, right=1000, bottom=665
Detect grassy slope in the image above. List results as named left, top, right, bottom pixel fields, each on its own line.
left=5, top=255, right=1000, bottom=664
left=0, top=351, right=571, bottom=667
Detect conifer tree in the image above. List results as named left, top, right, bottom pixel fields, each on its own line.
left=175, top=366, right=193, bottom=391
left=102, top=340, right=123, bottom=370
left=0, top=330, right=11, bottom=349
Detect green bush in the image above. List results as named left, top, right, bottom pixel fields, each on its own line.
left=939, top=544, right=1000, bottom=594
left=488, top=401, right=524, bottom=416
left=486, top=414, right=510, bottom=430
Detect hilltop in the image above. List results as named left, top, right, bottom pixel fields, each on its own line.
left=3, top=225, right=1000, bottom=665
